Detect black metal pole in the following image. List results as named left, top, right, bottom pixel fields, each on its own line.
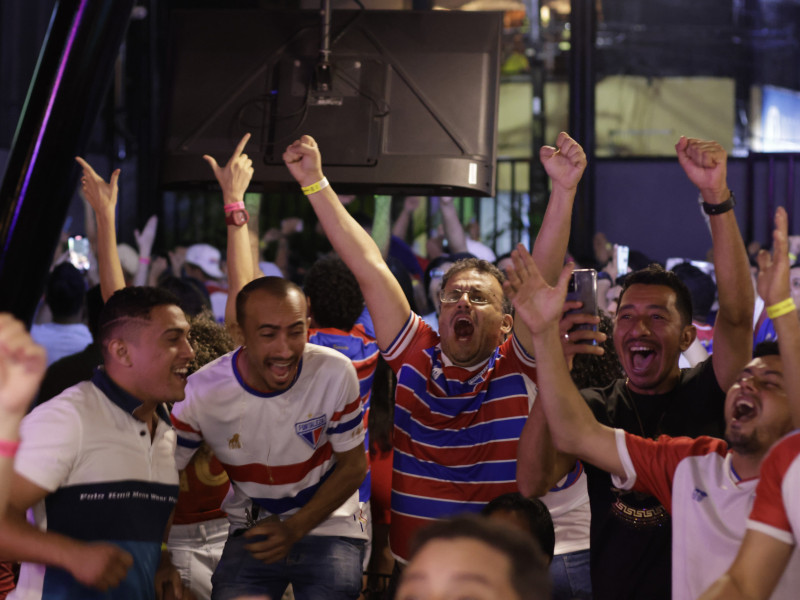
left=568, top=0, right=596, bottom=265
left=0, top=0, right=136, bottom=325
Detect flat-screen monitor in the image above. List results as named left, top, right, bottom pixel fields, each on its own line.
left=161, top=9, right=503, bottom=196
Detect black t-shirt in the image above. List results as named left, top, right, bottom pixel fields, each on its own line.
left=580, top=357, right=725, bottom=600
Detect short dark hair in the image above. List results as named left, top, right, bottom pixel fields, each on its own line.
left=407, top=514, right=551, bottom=600
left=482, top=492, right=555, bottom=562
left=618, top=263, right=693, bottom=325
left=442, top=257, right=512, bottom=314
left=98, top=286, right=182, bottom=348
left=236, top=276, right=305, bottom=327
left=753, top=340, right=779, bottom=358
left=304, top=256, right=364, bottom=331
left=46, top=263, right=88, bottom=319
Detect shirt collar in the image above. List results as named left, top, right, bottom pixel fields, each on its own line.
left=91, top=367, right=171, bottom=424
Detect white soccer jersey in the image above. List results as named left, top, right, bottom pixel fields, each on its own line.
left=171, top=344, right=367, bottom=539
left=613, top=429, right=800, bottom=600
left=11, top=372, right=179, bottom=600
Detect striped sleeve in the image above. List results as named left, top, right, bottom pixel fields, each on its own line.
left=326, top=360, right=365, bottom=454
left=170, top=386, right=204, bottom=470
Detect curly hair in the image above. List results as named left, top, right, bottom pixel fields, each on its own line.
left=570, top=313, right=625, bottom=389
left=304, top=256, right=365, bottom=331
left=187, top=312, right=235, bottom=375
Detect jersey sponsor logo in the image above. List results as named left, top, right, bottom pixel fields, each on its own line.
left=296, top=415, right=327, bottom=449
left=692, top=487, right=708, bottom=502
left=228, top=433, right=242, bottom=449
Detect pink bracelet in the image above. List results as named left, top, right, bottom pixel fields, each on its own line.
left=224, top=201, right=245, bottom=213
left=139, top=256, right=151, bottom=265
left=0, top=439, right=20, bottom=458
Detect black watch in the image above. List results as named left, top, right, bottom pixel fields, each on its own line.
left=702, top=192, right=735, bottom=215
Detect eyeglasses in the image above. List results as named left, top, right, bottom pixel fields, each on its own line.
left=439, top=288, right=495, bottom=305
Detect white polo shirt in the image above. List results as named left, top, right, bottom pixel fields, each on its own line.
left=11, top=370, right=179, bottom=600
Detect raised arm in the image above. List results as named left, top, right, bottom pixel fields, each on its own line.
left=512, top=133, right=587, bottom=355
left=698, top=208, right=798, bottom=600
left=0, top=315, right=46, bottom=518
left=507, top=245, right=624, bottom=482
left=439, top=196, right=469, bottom=254
left=675, top=137, right=753, bottom=390
left=75, top=158, right=125, bottom=301
left=282, top=136, right=409, bottom=350
left=203, top=133, right=255, bottom=332
left=133, top=215, right=158, bottom=287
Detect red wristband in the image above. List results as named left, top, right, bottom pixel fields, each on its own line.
left=224, top=201, right=245, bottom=213
left=0, top=439, right=20, bottom=458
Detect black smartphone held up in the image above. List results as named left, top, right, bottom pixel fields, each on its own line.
left=566, top=268, right=598, bottom=345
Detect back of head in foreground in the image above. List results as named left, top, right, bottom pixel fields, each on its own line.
left=397, top=513, right=551, bottom=600
left=304, top=255, right=364, bottom=331
left=482, top=492, right=555, bottom=563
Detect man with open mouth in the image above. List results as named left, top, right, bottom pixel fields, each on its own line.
left=282, top=131, right=588, bottom=585
left=508, top=205, right=800, bottom=600
left=518, top=137, right=757, bottom=600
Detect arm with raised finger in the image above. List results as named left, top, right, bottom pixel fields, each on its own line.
left=75, top=157, right=125, bottom=301
left=203, top=133, right=255, bottom=333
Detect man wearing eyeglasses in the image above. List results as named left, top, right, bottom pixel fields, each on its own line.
left=282, top=132, right=588, bottom=568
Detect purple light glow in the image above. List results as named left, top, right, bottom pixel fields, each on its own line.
left=2, top=0, right=89, bottom=262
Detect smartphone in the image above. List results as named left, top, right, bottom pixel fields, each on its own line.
left=566, top=268, right=598, bottom=344
left=68, top=236, right=91, bottom=271
left=615, top=244, right=630, bottom=276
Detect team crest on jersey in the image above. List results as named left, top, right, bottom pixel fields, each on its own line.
left=295, top=415, right=327, bottom=449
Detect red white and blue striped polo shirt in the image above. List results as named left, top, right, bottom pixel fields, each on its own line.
left=383, top=313, right=537, bottom=561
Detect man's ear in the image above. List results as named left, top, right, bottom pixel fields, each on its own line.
left=107, top=338, right=132, bottom=367
left=679, top=323, right=697, bottom=352
left=501, top=313, right=513, bottom=337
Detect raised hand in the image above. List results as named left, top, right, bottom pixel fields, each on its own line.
left=75, top=157, right=120, bottom=216
left=134, top=215, right=158, bottom=259
left=203, top=133, right=254, bottom=203
left=282, top=135, right=324, bottom=188
left=0, top=314, right=47, bottom=418
left=540, top=132, right=587, bottom=193
left=675, top=136, right=729, bottom=203
left=503, top=243, right=573, bottom=335
left=757, top=206, right=791, bottom=307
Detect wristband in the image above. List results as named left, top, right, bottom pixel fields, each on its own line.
left=301, top=177, right=329, bottom=196
left=161, top=542, right=168, bottom=552
left=766, top=297, right=796, bottom=320
left=224, top=201, right=245, bottom=213
left=138, top=256, right=151, bottom=265
left=702, top=192, right=736, bottom=215
left=0, top=439, right=20, bottom=457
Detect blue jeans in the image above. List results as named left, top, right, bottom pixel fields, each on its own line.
left=211, top=532, right=365, bottom=600
left=549, top=549, right=592, bottom=600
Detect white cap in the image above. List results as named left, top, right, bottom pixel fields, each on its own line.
left=186, top=243, right=224, bottom=279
